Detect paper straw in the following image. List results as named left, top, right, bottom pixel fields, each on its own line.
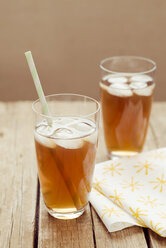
left=25, top=51, right=50, bottom=117
left=25, top=51, right=83, bottom=209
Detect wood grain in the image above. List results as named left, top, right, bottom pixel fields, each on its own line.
left=0, top=102, right=37, bottom=248
left=1, top=101, right=166, bottom=247
left=38, top=198, right=95, bottom=248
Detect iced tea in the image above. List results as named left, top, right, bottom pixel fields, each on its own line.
left=35, top=117, right=97, bottom=217
left=100, top=74, right=155, bottom=157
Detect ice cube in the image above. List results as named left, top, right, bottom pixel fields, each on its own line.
left=102, top=74, right=112, bottom=81
left=57, top=117, right=74, bottom=126
left=51, top=127, right=74, bottom=139
left=37, top=123, right=54, bottom=137
left=130, top=75, right=152, bottom=82
left=107, top=75, right=128, bottom=84
left=100, top=82, right=109, bottom=91
left=84, top=130, right=98, bottom=144
left=55, top=139, right=83, bottom=149
left=108, top=83, right=133, bottom=97
left=133, top=84, right=155, bottom=96
left=111, top=83, right=130, bottom=89
left=130, top=82, right=147, bottom=89
left=70, top=120, right=95, bottom=134
left=34, top=132, right=56, bottom=148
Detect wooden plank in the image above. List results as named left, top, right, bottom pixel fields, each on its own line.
left=146, top=102, right=166, bottom=248
left=0, top=102, right=38, bottom=248
left=148, top=230, right=166, bottom=248
left=38, top=199, right=95, bottom=248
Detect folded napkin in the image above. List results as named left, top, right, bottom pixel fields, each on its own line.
left=90, top=148, right=166, bottom=237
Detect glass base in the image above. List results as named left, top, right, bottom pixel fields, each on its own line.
left=46, top=205, right=86, bottom=220
left=107, top=150, right=139, bottom=160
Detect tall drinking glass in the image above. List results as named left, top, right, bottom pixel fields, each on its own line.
left=32, top=94, right=100, bottom=219
left=100, top=56, right=156, bottom=159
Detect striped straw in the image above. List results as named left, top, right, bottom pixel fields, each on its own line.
left=25, top=51, right=51, bottom=123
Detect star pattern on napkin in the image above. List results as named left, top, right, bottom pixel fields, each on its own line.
left=109, top=189, right=125, bottom=208
left=158, top=211, right=166, bottom=219
left=150, top=221, right=164, bottom=234
left=152, top=150, right=165, bottom=160
left=90, top=148, right=166, bottom=237
left=149, top=173, right=166, bottom=192
left=129, top=207, right=147, bottom=226
left=137, top=195, right=163, bottom=208
left=103, top=162, right=124, bottom=176
left=134, top=160, right=153, bottom=175
left=93, top=177, right=107, bottom=191
left=121, top=176, right=143, bottom=192
left=101, top=206, right=124, bottom=220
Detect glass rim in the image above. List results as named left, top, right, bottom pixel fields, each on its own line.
left=32, top=93, right=100, bottom=119
left=100, top=56, right=157, bottom=75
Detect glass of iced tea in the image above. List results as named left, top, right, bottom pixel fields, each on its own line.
left=32, top=94, right=100, bottom=219
left=100, top=56, right=156, bottom=159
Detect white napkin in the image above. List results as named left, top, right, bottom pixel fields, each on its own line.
left=90, top=148, right=166, bottom=237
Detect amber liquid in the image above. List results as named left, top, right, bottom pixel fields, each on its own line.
left=35, top=137, right=96, bottom=213
left=100, top=80, right=154, bottom=157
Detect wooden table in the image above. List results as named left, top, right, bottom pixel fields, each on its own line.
left=0, top=101, right=166, bottom=248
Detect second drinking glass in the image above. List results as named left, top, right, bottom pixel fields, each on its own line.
left=100, top=56, right=156, bottom=159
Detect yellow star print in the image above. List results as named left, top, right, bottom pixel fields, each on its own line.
left=158, top=212, right=166, bottom=219
left=94, top=189, right=105, bottom=197
left=129, top=207, right=147, bottom=226
left=150, top=220, right=164, bottom=235
left=101, top=206, right=123, bottom=220
left=153, top=151, right=165, bottom=160
left=134, top=160, right=153, bottom=175
left=149, top=173, right=166, bottom=192
left=138, top=195, right=162, bottom=208
left=93, top=177, right=107, bottom=191
left=103, top=162, right=124, bottom=176
left=121, top=176, right=143, bottom=192
left=109, top=189, right=125, bottom=208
